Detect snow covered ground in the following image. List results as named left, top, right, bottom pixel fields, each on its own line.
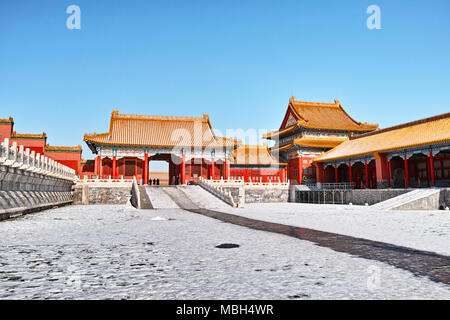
left=223, top=203, right=450, bottom=256
left=0, top=205, right=449, bottom=299
left=145, top=186, right=178, bottom=209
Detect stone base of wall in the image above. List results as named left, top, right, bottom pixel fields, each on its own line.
left=73, top=182, right=132, bottom=205
left=245, top=187, right=289, bottom=203
left=294, top=188, right=450, bottom=209
left=198, top=180, right=288, bottom=206
left=0, top=191, right=72, bottom=221
left=349, top=189, right=409, bottom=205
left=295, top=189, right=409, bottom=206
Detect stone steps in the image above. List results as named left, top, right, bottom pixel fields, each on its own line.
left=371, top=188, right=441, bottom=210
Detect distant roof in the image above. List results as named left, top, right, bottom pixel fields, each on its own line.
left=0, top=117, right=13, bottom=124
left=264, top=97, right=378, bottom=138
left=84, top=110, right=240, bottom=149
left=313, top=113, right=450, bottom=162
left=11, top=131, right=47, bottom=139
left=45, top=144, right=82, bottom=153
left=230, top=144, right=286, bottom=166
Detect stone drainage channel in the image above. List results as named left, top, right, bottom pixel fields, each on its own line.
left=160, top=187, right=450, bottom=286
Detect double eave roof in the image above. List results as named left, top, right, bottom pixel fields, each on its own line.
left=272, top=136, right=348, bottom=153
left=263, top=98, right=378, bottom=139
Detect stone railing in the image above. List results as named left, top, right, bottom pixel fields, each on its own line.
left=198, top=177, right=289, bottom=205
left=198, top=177, right=245, bottom=208
left=0, top=138, right=77, bottom=220
left=130, top=176, right=141, bottom=209
left=76, top=176, right=132, bottom=184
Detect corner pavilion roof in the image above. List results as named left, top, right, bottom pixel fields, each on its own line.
left=263, top=97, right=378, bottom=139
left=313, top=113, right=450, bottom=163
left=230, top=144, right=286, bottom=166
left=84, top=110, right=240, bottom=149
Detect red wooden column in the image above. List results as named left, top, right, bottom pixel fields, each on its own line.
left=224, top=158, right=229, bottom=180
left=334, top=165, right=338, bottom=184
left=99, top=156, right=103, bottom=178
left=348, top=162, right=352, bottom=184
left=364, top=160, right=369, bottom=188
left=429, top=151, right=435, bottom=186
left=298, top=157, right=303, bottom=184
left=200, top=159, right=203, bottom=179
left=387, top=159, right=391, bottom=188
left=211, top=158, right=215, bottom=180
left=94, top=156, right=99, bottom=176
left=280, top=167, right=285, bottom=182
left=404, top=155, right=409, bottom=188
left=144, top=152, right=149, bottom=185
left=112, top=156, right=117, bottom=179
left=180, top=154, right=186, bottom=185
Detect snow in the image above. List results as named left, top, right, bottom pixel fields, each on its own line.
left=223, top=203, right=450, bottom=256
left=176, top=185, right=230, bottom=209
left=0, top=205, right=449, bottom=299
left=145, top=186, right=230, bottom=209
left=145, top=186, right=179, bottom=209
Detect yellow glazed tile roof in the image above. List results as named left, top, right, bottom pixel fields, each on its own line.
left=84, top=110, right=240, bottom=148
left=230, top=144, right=285, bottom=166
left=11, top=131, right=47, bottom=139
left=271, top=136, right=348, bottom=152
left=314, top=113, right=450, bottom=162
left=0, top=117, right=13, bottom=124
left=45, top=144, right=82, bottom=152
left=263, top=97, right=378, bottom=138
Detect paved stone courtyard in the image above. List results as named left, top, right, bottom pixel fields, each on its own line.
left=0, top=205, right=449, bottom=299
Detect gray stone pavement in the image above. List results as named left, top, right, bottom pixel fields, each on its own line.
left=0, top=205, right=449, bottom=299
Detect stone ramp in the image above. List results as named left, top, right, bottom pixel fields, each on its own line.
left=160, top=186, right=200, bottom=210
left=176, top=185, right=231, bottom=209
left=371, top=189, right=441, bottom=210
left=144, top=185, right=231, bottom=210
left=144, top=186, right=179, bottom=209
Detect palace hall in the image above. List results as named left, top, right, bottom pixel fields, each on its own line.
left=82, top=110, right=287, bottom=184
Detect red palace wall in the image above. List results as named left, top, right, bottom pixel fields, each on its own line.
left=10, top=138, right=45, bottom=155
left=230, top=167, right=286, bottom=183
left=46, top=151, right=82, bottom=175
left=0, top=124, right=12, bottom=142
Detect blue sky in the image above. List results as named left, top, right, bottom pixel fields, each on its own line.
left=1, top=0, right=449, bottom=162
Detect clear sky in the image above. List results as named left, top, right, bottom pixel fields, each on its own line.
left=1, top=0, right=449, bottom=162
